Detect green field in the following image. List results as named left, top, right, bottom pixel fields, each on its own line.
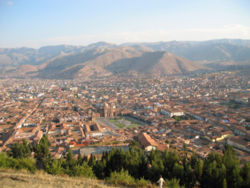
left=109, top=117, right=143, bottom=128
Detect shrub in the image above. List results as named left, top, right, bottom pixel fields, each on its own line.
left=0, top=152, right=35, bottom=172
left=107, top=169, right=136, bottom=186
left=136, top=177, right=151, bottom=187
left=15, top=158, right=36, bottom=172
left=70, top=162, right=95, bottom=178
left=165, top=178, right=184, bottom=188
left=46, top=159, right=63, bottom=175
left=0, top=152, right=16, bottom=168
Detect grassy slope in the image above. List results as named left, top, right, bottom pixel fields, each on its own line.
left=0, top=168, right=117, bottom=188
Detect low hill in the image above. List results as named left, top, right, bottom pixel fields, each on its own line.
left=106, top=51, right=204, bottom=76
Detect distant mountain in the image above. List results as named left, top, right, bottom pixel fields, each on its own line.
left=35, top=46, right=143, bottom=79
left=127, top=39, right=250, bottom=63
left=0, top=39, right=249, bottom=79
left=106, top=51, right=203, bottom=76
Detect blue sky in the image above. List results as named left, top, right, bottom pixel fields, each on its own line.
left=0, top=0, right=250, bottom=48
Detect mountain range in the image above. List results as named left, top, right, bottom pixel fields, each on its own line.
left=0, top=39, right=250, bottom=79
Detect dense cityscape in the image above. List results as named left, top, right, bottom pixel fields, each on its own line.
left=0, top=70, right=249, bottom=162
left=1, top=1, right=250, bottom=187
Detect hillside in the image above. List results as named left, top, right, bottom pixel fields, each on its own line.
left=0, top=168, right=117, bottom=188
left=129, top=39, right=250, bottom=63
left=0, top=46, right=204, bottom=79
left=0, top=39, right=250, bottom=79
left=106, top=51, right=204, bottom=76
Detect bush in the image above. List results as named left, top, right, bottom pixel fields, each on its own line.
left=70, top=162, right=95, bottom=178
left=46, top=159, right=63, bottom=175
left=0, top=152, right=35, bottom=172
left=0, top=152, right=16, bottom=168
left=136, top=177, right=151, bottom=187
left=107, top=169, right=136, bottom=186
left=165, top=178, right=184, bottom=188
left=15, top=158, right=36, bottom=172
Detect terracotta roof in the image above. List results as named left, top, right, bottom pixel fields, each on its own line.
left=138, top=133, right=158, bottom=148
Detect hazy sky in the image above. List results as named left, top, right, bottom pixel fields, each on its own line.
left=0, top=0, right=250, bottom=48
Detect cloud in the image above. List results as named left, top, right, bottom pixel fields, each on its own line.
left=39, top=24, right=250, bottom=46
left=7, top=1, right=13, bottom=6
left=2, top=24, right=250, bottom=48
left=185, top=25, right=250, bottom=40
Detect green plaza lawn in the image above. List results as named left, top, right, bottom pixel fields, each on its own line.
left=109, top=116, right=144, bottom=128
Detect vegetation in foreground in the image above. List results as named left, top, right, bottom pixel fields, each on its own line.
left=0, top=135, right=249, bottom=188
left=0, top=168, right=114, bottom=188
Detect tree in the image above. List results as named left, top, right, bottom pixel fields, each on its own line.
left=162, top=149, right=180, bottom=179
left=173, top=162, right=184, bottom=180
left=66, top=148, right=74, bottom=165
left=9, top=140, right=31, bottom=158
left=62, top=148, right=77, bottom=175
left=223, top=145, right=242, bottom=188
left=46, top=159, right=63, bottom=175
left=104, top=148, right=126, bottom=176
left=93, top=159, right=106, bottom=179
left=34, top=135, right=51, bottom=169
left=88, top=154, right=96, bottom=167
left=240, top=162, right=250, bottom=188
left=194, top=159, right=203, bottom=182
left=147, top=149, right=164, bottom=181
left=190, top=154, right=198, bottom=169
left=201, top=152, right=226, bottom=188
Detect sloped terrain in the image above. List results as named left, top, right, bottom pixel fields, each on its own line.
left=0, top=39, right=250, bottom=79
left=0, top=169, right=117, bottom=188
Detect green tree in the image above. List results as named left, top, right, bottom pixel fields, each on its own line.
left=93, top=159, right=106, bottom=179
left=9, top=140, right=31, bottom=158
left=240, top=162, right=250, bottom=188
left=201, top=152, right=226, bottom=188
left=194, top=159, right=204, bottom=182
left=162, top=149, right=180, bottom=179
left=34, top=135, right=51, bottom=169
left=46, top=159, right=63, bottom=175
left=124, top=147, right=144, bottom=179
left=148, top=150, right=164, bottom=181
left=173, top=162, right=184, bottom=180
left=190, top=154, right=198, bottom=168
left=223, top=145, right=242, bottom=188
left=88, top=154, right=96, bottom=167
left=104, top=148, right=126, bottom=176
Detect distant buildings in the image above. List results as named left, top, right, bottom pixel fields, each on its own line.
left=0, top=71, right=249, bottom=160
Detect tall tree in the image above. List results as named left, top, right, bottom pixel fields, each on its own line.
left=240, top=162, right=250, bottom=188
left=223, top=145, right=242, bottom=188
left=34, top=135, right=51, bottom=169
left=9, top=139, right=31, bottom=158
